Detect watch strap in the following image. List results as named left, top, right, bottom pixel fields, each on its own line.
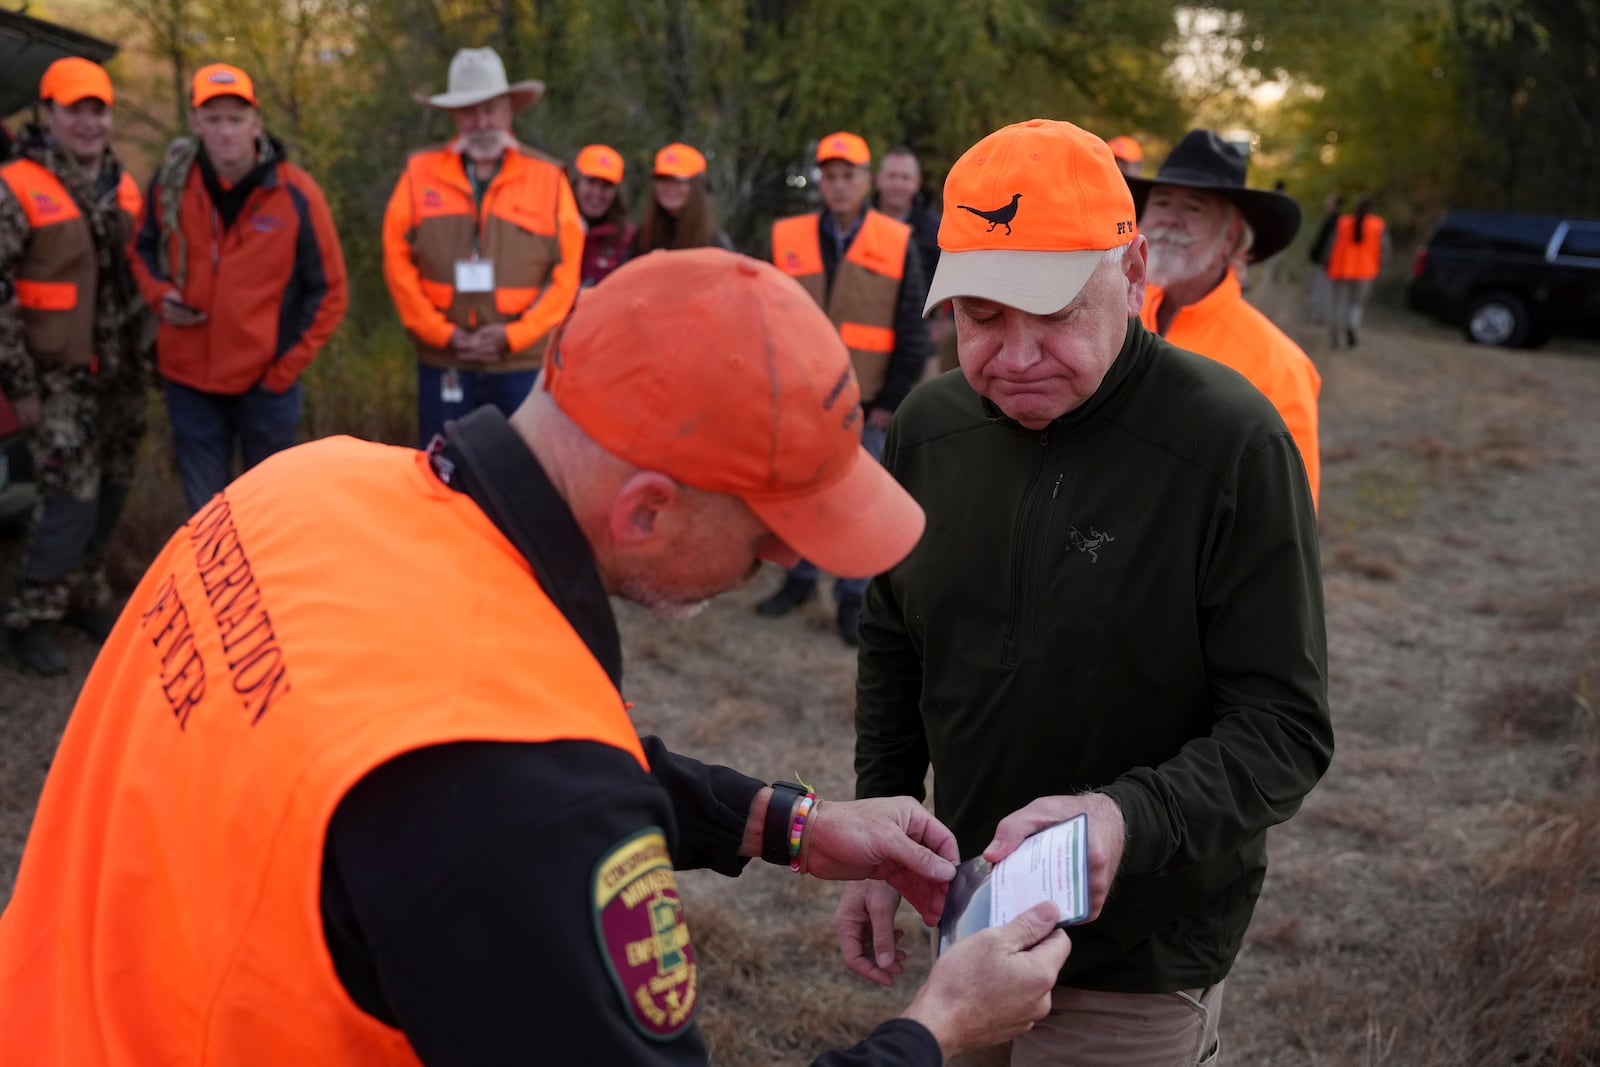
left=763, top=781, right=806, bottom=866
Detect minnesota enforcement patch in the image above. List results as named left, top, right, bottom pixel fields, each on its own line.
left=593, top=827, right=697, bottom=1040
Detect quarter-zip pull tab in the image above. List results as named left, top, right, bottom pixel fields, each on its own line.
left=1051, top=473, right=1063, bottom=499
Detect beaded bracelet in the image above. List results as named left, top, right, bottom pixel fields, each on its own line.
left=788, top=791, right=817, bottom=873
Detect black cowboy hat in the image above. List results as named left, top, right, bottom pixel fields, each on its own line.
left=1126, top=130, right=1301, bottom=262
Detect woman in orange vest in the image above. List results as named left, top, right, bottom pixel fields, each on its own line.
left=1325, top=195, right=1388, bottom=348
left=631, top=142, right=732, bottom=255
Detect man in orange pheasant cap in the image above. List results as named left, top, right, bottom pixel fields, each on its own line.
left=0, top=248, right=1075, bottom=1067
left=759, top=130, right=932, bottom=645
left=840, top=119, right=1332, bottom=1066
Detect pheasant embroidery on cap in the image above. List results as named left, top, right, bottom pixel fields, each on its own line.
left=957, top=194, right=1022, bottom=235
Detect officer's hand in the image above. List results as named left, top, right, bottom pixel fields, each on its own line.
left=160, top=291, right=207, bottom=327
left=12, top=393, right=42, bottom=432
left=835, top=879, right=908, bottom=987
left=984, top=793, right=1126, bottom=921
left=800, top=797, right=958, bottom=924
left=901, top=901, right=1070, bottom=1061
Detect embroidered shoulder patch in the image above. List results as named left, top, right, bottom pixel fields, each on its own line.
left=592, top=827, right=697, bottom=1040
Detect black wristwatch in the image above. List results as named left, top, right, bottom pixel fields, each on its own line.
left=762, top=781, right=807, bottom=866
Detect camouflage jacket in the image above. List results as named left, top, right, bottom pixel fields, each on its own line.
left=0, top=130, right=155, bottom=399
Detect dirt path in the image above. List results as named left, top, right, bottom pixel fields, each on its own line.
left=3, top=296, right=1597, bottom=1063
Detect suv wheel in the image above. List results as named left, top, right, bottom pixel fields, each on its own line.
left=1465, top=290, right=1532, bottom=347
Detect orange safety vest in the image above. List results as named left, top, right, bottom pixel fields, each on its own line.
left=0, top=158, right=140, bottom=367
left=1325, top=213, right=1385, bottom=281
left=1141, top=270, right=1322, bottom=508
left=383, top=144, right=579, bottom=372
left=0, top=437, right=649, bottom=1065
left=771, top=209, right=909, bottom=404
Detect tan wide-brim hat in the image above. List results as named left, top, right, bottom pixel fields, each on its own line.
left=416, top=47, right=544, bottom=112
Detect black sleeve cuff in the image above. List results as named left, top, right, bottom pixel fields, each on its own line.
left=812, top=1018, right=943, bottom=1067
left=640, top=735, right=762, bottom=875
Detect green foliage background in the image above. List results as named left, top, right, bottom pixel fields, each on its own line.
left=28, top=0, right=1598, bottom=443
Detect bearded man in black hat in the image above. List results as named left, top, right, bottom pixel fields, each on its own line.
left=1128, top=130, right=1322, bottom=510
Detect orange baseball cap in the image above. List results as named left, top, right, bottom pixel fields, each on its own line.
left=654, top=143, right=706, bottom=179
left=191, top=63, right=259, bottom=108
left=543, top=248, right=924, bottom=579
left=1106, top=135, right=1143, bottom=163
left=39, top=57, right=113, bottom=107
left=925, top=118, right=1138, bottom=316
left=817, top=131, right=870, bottom=166
left=575, top=144, right=625, bottom=184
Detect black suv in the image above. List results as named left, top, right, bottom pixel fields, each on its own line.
left=1407, top=210, right=1600, bottom=348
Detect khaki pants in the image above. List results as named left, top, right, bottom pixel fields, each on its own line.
left=950, top=982, right=1224, bottom=1067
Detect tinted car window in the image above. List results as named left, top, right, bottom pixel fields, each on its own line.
left=1429, top=213, right=1559, bottom=253
left=1555, top=225, right=1600, bottom=263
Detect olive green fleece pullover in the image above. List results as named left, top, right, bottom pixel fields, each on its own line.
left=855, top=319, right=1332, bottom=993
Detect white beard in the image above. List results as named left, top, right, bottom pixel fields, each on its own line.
left=1146, top=224, right=1231, bottom=290
left=460, top=129, right=514, bottom=162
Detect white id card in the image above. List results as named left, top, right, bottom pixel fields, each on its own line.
left=454, top=258, right=495, bottom=293
left=988, top=814, right=1089, bottom=927
left=936, top=814, right=1090, bottom=957
left=441, top=368, right=464, bottom=403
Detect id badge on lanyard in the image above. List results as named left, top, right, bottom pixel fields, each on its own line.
left=455, top=253, right=495, bottom=294
left=441, top=368, right=464, bottom=403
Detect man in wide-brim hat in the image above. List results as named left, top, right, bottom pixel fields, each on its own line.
left=413, top=47, right=546, bottom=112
left=1129, top=129, right=1324, bottom=508
left=382, top=46, right=583, bottom=447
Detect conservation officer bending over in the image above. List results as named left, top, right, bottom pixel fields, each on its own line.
left=0, top=249, right=1069, bottom=1066
left=838, top=121, right=1332, bottom=1066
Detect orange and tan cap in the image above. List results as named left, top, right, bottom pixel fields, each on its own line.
left=654, top=143, right=706, bottom=179
left=926, top=118, right=1138, bottom=316
left=575, top=144, right=624, bottom=184
left=191, top=63, right=258, bottom=108
left=543, top=248, right=924, bottom=579
left=1106, top=135, right=1143, bottom=163
left=40, top=57, right=114, bottom=107
left=817, top=131, right=870, bottom=166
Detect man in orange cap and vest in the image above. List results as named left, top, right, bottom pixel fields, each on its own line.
left=839, top=120, right=1331, bottom=1065
left=132, top=61, right=348, bottom=515
left=383, top=46, right=584, bottom=446
left=0, top=248, right=1072, bottom=1066
left=1128, top=129, right=1322, bottom=507
left=0, top=57, right=153, bottom=675
left=1107, top=135, right=1144, bottom=178
left=760, top=130, right=931, bottom=645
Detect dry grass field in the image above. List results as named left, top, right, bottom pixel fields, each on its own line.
left=3, top=281, right=1598, bottom=1064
